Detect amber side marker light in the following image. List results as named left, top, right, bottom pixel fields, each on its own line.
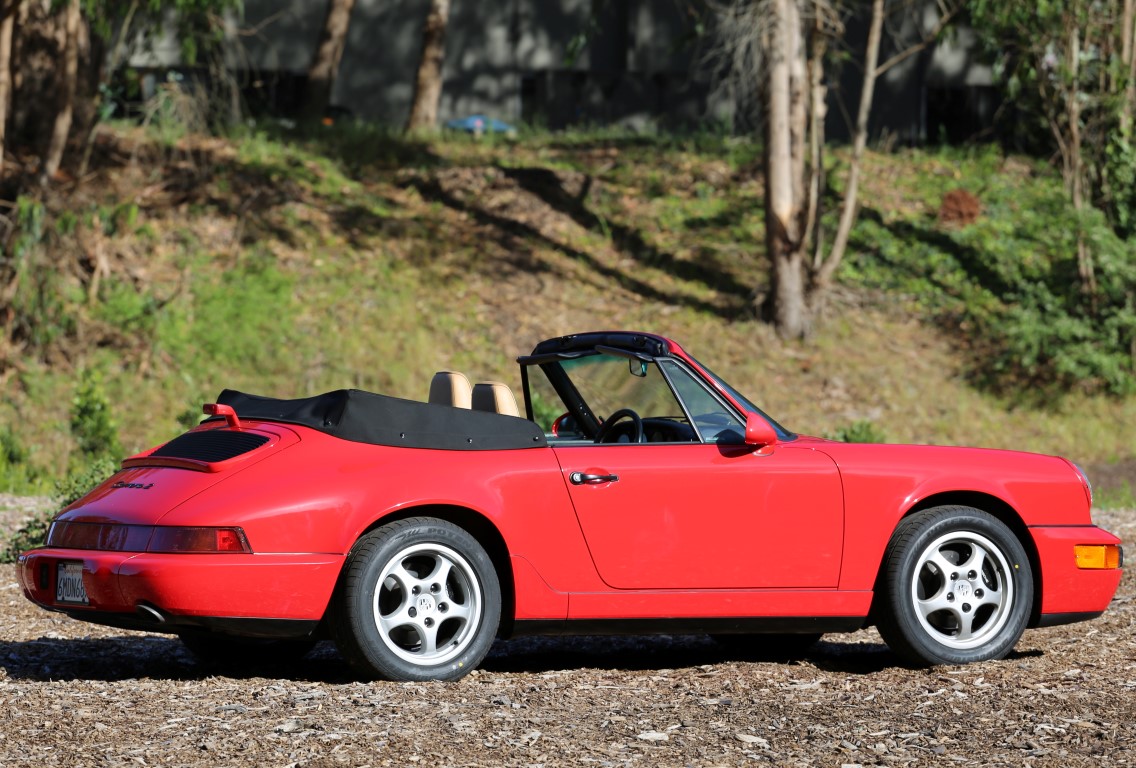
left=1074, top=544, right=1122, bottom=569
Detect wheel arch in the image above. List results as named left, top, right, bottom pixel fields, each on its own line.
left=348, top=504, right=517, bottom=637
left=898, top=491, right=1044, bottom=627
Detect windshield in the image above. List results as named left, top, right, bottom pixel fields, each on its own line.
left=558, top=354, right=681, bottom=420
left=525, top=349, right=790, bottom=444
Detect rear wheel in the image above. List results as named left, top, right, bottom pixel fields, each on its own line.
left=332, top=517, right=501, bottom=681
left=876, top=506, right=1032, bottom=666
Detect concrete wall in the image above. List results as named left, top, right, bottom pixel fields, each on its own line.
left=134, top=0, right=995, bottom=140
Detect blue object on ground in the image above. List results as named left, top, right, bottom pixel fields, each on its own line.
left=444, top=114, right=516, bottom=134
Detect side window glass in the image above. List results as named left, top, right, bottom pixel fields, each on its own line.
left=660, top=360, right=746, bottom=444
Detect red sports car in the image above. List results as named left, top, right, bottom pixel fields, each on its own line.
left=17, top=331, right=1123, bottom=681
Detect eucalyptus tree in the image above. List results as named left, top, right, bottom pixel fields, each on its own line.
left=0, top=0, right=241, bottom=182
left=971, top=0, right=1136, bottom=297
left=706, top=0, right=960, bottom=339
left=303, top=0, right=357, bottom=121
left=405, top=0, right=451, bottom=133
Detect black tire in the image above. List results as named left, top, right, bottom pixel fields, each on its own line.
left=332, top=517, right=501, bottom=682
left=875, top=506, right=1033, bottom=666
left=178, top=631, right=317, bottom=668
left=712, top=632, right=822, bottom=660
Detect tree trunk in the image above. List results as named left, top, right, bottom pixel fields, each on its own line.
left=0, top=4, right=15, bottom=172
left=77, top=0, right=137, bottom=179
left=303, top=0, right=356, bottom=121
left=39, top=0, right=80, bottom=184
left=1122, top=0, right=1135, bottom=131
left=764, top=0, right=810, bottom=339
left=804, top=14, right=827, bottom=269
left=817, top=0, right=885, bottom=295
left=404, top=0, right=451, bottom=133
left=1066, top=20, right=1097, bottom=307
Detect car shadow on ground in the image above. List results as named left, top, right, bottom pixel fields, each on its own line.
left=482, top=634, right=901, bottom=675
left=0, top=633, right=939, bottom=683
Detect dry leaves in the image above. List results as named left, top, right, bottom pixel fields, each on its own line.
left=1, top=503, right=1133, bottom=766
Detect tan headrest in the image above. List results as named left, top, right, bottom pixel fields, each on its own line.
left=429, top=371, right=472, bottom=408
left=472, top=381, right=520, bottom=417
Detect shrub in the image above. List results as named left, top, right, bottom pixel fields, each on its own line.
left=71, top=369, right=123, bottom=462
left=846, top=157, right=1136, bottom=398
left=0, top=426, right=42, bottom=495
left=826, top=420, right=887, bottom=444
left=0, top=456, right=121, bottom=564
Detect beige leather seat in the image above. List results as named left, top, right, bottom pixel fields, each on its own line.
left=471, top=381, right=520, bottom=417
left=428, top=371, right=472, bottom=408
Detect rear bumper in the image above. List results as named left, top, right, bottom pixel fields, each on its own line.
left=17, top=548, right=345, bottom=630
left=1029, top=525, right=1123, bottom=622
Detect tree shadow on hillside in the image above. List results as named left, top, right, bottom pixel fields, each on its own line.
left=849, top=206, right=1050, bottom=399
left=408, top=174, right=748, bottom=320
left=73, top=129, right=416, bottom=255
left=856, top=207, right=1025, bottom=299
left=500, top=166, right=753, bottom=307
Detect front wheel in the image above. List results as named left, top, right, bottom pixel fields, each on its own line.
left=332, top=517, right=501, bottom=681
left=875, top=506, right=1033, bottom=666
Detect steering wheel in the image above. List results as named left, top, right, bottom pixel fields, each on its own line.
left=595, top=408, right=645, bottom=444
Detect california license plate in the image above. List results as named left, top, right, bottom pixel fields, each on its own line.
left=55, top=562, right=89, bottom=605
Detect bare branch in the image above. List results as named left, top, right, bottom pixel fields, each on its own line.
left=875, top=1, right=962, bottom=78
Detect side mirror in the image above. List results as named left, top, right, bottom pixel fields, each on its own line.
left=744, top=413, right=778, bottom=448
left=551, top=412, right=579, bottom=438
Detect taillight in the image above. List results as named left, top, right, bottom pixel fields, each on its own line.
left=47, top=522, right=251, bottom=554
left=49, top=521, right=152, bottom=550
left=146, top=527, right=251, bottom=553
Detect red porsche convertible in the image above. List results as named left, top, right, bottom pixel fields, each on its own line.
left=17, top=331, right=1123, bottom=681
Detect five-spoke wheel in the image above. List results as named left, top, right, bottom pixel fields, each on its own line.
left=876, top=506, right=1033, bottom=666
left=333, top=518, right=500, bottom=681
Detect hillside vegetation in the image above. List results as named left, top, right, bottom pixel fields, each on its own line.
left=0, top=123, right=1133, bottom=500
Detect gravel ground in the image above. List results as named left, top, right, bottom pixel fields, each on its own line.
left=1, top=499, right=1132, bottom=767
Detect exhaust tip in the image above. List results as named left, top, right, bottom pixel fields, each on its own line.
left=136, top=603, right=166, bottom=624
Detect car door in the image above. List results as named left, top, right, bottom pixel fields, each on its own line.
left=553, top=441, right=844, bottom=590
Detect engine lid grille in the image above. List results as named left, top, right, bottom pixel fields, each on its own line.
left=151, top=430, right=269, bottom=463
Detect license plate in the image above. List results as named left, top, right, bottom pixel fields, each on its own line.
left=55, top=562, right=89, bottom=605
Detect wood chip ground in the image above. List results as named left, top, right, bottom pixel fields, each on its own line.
left=2, top=498, right=1132, bottom=767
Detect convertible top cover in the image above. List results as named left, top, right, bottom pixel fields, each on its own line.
left=217, top=389, right=548, bottom=451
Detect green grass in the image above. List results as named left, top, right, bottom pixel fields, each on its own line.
left=0, top=127, right=1133, bottom=490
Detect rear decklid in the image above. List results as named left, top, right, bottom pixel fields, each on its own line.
left=54, top=421, right=299, bottom=527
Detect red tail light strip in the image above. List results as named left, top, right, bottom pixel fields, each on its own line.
left=48, top=522, right=252, bottom=554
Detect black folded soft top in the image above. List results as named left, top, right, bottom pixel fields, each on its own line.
left=217, top=389, right=547, bottom=451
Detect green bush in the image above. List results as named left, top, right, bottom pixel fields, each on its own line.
left=845, top=157, right=1136, bottom=398
left=54, top=455, right=122, bottom=508
left=0, top=426, right=41, bottom=494
left=2, top=367, right=126, bottom=561
left=1, top=371, right=124, bottom=562
left=71, top=369, right=123, bottom=461
left=1, top=514, right=51, bottom=564
left=0, top=456, right=121, bottom=564
left=826, top=420, right=887, bottom=444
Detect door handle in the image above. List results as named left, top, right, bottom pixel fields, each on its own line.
left=570, top=472, right=619, bottom=485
